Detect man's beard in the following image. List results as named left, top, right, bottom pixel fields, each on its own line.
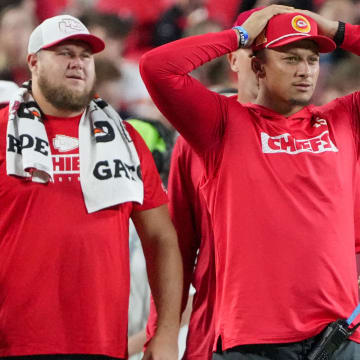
left=38, top=73, right=96, bottom=112
left=289, top=97, right=312, bottom=107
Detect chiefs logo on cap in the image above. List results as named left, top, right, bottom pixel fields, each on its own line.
left=58, top=18, right=86, bottom=34
left=291, top=15, right=311, bottom=33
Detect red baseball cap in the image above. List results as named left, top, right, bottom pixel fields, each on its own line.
left=252, top=12, right=336, bottom=53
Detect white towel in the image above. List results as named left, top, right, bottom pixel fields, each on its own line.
left=6, top=82, right=144, bottom=213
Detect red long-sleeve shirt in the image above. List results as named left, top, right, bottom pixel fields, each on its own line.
left=140, top=24, right=360, bottom=350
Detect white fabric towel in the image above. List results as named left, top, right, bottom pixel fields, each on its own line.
left=6, top=83, right=144, bottom=213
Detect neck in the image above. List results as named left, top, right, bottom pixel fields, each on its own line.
left=237, top=87, right=258, bottom=104
left=31, top=80, right=85, bottom=118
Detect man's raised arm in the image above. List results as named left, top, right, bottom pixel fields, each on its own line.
left=139, top=5, right=296, bottom=153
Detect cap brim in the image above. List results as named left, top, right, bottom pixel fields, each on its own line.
left=42, top=34, right=105, bottom=54
left=267, top=34, right=336, bottom=53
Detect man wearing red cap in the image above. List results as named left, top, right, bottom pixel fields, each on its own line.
left=141, top=4, right=360, bottom=359
left=0, top=14, right=183, bottom=360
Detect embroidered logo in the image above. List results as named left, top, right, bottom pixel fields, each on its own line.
left=261, top=130, right=338, bottom=154
left=53, top=134, right=79, bottom=152
left=312, top=118, right=327, bottom=128
left=58, top=18, right=86, bottom=34
left=291, top=15, right=311, bottom=33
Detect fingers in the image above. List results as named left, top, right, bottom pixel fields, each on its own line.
left=261, top=4, right=296, bottom=21
left=241, top=5, right=296, bottom=47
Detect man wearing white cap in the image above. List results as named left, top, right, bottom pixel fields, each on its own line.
left=0, top=15, right=182, bottom=360
left=140, top=4, right=360, bottom=360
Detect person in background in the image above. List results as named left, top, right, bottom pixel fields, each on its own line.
left=123, top=117, right=175, bottom=360
left=145, top=9, right=260, bottom=360
left=81, top=12, right=154, bottom=120
left=0, top=0, right=36, bottom=85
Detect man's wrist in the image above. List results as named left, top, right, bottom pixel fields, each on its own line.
left=333, top=21, right=346, bottom=47
left=232, top=26, right=249, bottom=48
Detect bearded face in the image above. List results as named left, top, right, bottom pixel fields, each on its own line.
left=38, top=70, right=96, bottom=112
left=33, top=41, right=97, bottom=113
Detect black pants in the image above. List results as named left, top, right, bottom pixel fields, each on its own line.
left=0, top=356, right=124, bottom=360
left=212, top=339, right=360, bottom=360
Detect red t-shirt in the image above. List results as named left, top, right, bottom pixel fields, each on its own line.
left=140, top=25, right=360, bottom=350
left=147, top=136, right=216, bottom=359
left=0, top=108, right=167, bottom=358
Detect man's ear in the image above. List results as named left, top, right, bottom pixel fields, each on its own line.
left=251, top=57, right=265, bottom=79
left=27, top=53, right=39, bottom=72
left=227, top=52, right=238, bottom=72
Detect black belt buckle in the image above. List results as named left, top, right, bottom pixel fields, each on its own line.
left=307, top=319, right=353, bottom=360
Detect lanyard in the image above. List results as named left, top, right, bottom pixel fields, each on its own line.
left=346, top=304, right=360, bottom=326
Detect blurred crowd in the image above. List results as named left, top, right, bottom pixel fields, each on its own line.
left=1, top=0, right=360, bottom=358
left=1, top=0, right=360, bottom=128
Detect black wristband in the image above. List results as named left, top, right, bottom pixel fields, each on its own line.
left=333, top=21, right=345, bottom=48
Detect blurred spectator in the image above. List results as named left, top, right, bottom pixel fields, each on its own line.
left=81, top=11, right=133, bottom=60
left=34, top=0, right=68, bottom=21
left=82, top=12, right=154, bottom=119
left=96, top=0, right=173, bottom=25
left=153, top=0, right=208, bottom=46
left=206, top=0, right=241, bottom=28
left=318, top=54, right=360, bottom=104
left=124, top=117, right=175, bottom=360
left=34, top=0, right=96, bottom=21
left=318, top=0, right=360, bottom=23
left=95, top=57, right=125, bottom=115
left=95, top=0, right=174, bottom=57
left=0, top=0, right=36, bottom=85
left=256, top=0, right=314, bottom=10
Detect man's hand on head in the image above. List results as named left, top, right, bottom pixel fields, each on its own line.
left=239, top=5, right=295, bottom=47
left=293, top=9, right=339, bottom=39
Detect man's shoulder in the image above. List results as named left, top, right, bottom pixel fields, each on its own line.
left=315, top=94, right=354, bottom=115
left=174, top=135, right=199, bottom=158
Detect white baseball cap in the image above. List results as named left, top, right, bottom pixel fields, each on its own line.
left=28, top=15, right=105, bottom=54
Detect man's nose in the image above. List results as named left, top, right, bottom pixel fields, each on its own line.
left=297, top=60, right=311, bottom=77
left=68, top=56, right=84, bottom=69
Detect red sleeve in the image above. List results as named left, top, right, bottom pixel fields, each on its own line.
left=145, top=137, right=202, bottom=347
left=139, top=30, right=239, bottom=154
left=341, top=24, right=360, bottom=56
left=125, top=122, right=168, bottom=211
left=168, top=137, right=201, bottom=309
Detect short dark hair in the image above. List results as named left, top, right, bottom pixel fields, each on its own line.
left=80, top=12, right=133, bottom=39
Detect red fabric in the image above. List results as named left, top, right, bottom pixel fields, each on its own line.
left=140, top=27, right=360, bottom=350
left=146, top=136, right=216, bottom=359
left=0, top=110, right=167, bottom=357
left=207, top=0, right=241, bottom=27
left=96, top=0, right=238, bottom=27
left=35, top=0, right=69, bottom=22
left=95, top=0, right=175, bottom=24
